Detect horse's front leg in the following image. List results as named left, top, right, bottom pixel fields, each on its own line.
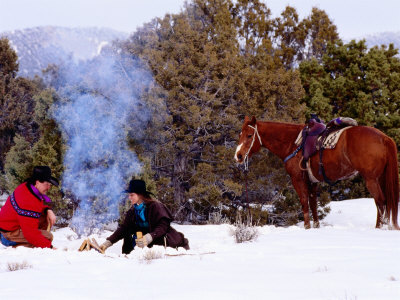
left=309, top=183, right=320, bottom=228
left=290, top=174, right=312, bottom=229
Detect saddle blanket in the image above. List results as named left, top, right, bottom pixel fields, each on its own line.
left=295, top=126, right=352, bottom=149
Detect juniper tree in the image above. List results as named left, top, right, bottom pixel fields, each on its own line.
left=300, top=39, right=400, bottom=200
left=120, top=0, right=324, bottom=224
left=3, top=88, right=67, bottom=215
left=0, top=38, right=40, bottom=176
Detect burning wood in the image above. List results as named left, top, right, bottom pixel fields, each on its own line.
left=78, top=238, right=105, bottom=254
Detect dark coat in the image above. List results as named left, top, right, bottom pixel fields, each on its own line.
left=107, top=200, right=189, bottom=254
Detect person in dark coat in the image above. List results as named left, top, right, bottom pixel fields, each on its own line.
left=100, top=179, right=189, bottom=254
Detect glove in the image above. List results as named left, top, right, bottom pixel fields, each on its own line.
left=135, top=233, right=153, bottom=248
left=100, top=240, right=112, bottom=252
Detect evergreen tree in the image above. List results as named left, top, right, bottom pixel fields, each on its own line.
left=3, top=89, right=67, bottom=220
left=300, top=39, right=400, bottom=200
left=120, top=0, right=316, bottom=224
left=300, top=40, right=400, bottom=142
left=3, top=134, right=32, bottom=191
left=0, top=38, right=18, bottom=78
left=0, top=38, right=40, bottom=175
left=273, top=6, right=340, bottom=68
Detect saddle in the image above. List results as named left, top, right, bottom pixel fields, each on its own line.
left=302, top=119, right=326, bottom=161
left=297, top=117, right=358, bottom=185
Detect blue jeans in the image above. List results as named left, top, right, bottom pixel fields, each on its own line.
left=132, top=234, right=137, bottom=249
left=0, top=232, right=18, bottom=246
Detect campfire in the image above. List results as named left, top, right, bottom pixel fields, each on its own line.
left=78, top=238, right=104, bottom=254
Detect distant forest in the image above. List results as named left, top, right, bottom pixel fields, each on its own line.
left=0, top=0, right=399, bottom=227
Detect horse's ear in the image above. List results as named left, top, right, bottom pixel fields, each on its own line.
left=244, top=115, right=250, bottom=122
left=250, top=116, right=257, bottom=125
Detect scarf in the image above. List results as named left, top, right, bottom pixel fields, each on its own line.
left=134, top=203, right=149, bottom=229
left=30, top=184, right=52, bottom=203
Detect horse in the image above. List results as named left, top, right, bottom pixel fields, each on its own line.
left=234, top=116, right=400, bottom=230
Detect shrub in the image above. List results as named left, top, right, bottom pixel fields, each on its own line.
left=140, top=248, right=164, bottom=263
left=7, top=261, right=32, bottom=272
left=231, top=214, right=259, bottom=243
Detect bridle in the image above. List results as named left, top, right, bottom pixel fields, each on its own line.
left=241, top=123, right=263, bottom=209
left=243, top=124, right=262, bottom=171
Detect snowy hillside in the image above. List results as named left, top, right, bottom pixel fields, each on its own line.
left=364, top=31, right=400, bottom=50
left=0, top=26, right=128, bottom=77
left=0, top=198, right=399, bottom=300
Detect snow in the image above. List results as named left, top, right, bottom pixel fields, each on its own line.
left=0, top=198, right=399, bottom=300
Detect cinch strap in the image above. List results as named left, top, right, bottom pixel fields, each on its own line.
left=10, top=193, right=41, bottom=219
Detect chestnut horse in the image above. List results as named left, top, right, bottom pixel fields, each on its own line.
left=234, top=116, right=399, bottom=229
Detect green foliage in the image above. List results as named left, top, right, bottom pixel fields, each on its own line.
left=0, top=38, right=41, bottom=176
left=4, top=135, right=33, bottom=191
left=3, top=89, right=67, bottom=220
left=300, top=40, right=400, bottom=137
left=4, top=1, right=396, bottom=228
left=0, top=38, right=18, bottom=77
left=300, top=39, right=400, bottom=199
left=116, top=0, right=344, bottom=225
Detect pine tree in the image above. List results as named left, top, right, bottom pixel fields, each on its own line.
left=3, top=89, right=67, bottom=219
left=300, top=40, right=400, bottom=142
left=300, top=39, right=400, bottom=200
left=0, top=38, right=18, bottom=78
left=3, top=134, right=32, bottom=191
left=0, top=38, right=40, bottom=175
left=121, top=0, right=312, bottom=224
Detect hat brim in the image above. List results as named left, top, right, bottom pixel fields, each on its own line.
left=123, top=189, right=154, bottom=196
left=48, top=177, right=59, bottom=187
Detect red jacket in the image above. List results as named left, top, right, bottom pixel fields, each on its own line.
left=0, top=182, right=52, bottom=248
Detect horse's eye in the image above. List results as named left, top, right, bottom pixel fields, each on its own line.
left=247, top=134, right=252, bottom=138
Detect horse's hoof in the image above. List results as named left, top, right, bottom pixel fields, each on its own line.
left=313, top=222, right=320, bottom=228
left=304, top=224, right=311, bottom=229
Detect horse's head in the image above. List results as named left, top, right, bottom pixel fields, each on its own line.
left=234, top=116, right=263, bottom=164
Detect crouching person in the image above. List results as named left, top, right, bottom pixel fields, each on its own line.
left=0, top=166, right=59, bottom=249
left=100, top=179, right=189, bottom=254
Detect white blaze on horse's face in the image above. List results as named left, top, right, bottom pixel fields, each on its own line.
left=235, top=129, right=252, bottom=163
left=234, top=130, right=244, bottom=162
left=234, top=142, right=243, bottom=162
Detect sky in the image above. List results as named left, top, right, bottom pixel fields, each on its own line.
left=1, top=0, right=400, bottom=40
left=0, top=198, right=399, bottom=299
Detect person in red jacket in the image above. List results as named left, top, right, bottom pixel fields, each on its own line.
left=0, top=166, right=59, bottom=248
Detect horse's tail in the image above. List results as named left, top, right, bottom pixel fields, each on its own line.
left=384, top=137, right=399, bottom=229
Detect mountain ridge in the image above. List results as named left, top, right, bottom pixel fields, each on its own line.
left=0, top=26, right=128, bottom=77
left=1, top=26, right=400, bottom=78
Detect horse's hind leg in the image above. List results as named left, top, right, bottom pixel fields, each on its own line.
left=364, top=177, right=386, bottom=228
left=309, top=183, right=320, bottom=228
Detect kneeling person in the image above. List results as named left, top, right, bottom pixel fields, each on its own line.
left=0, top=166, right=59, bottom=248
left=100, top=179, right=189, bottom=254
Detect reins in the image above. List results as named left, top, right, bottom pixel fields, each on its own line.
left=243, top=124, right=262, bottom=171
left=242, top=124, right=262, bottom=208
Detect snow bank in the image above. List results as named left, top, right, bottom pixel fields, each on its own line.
left=0, top=198, right=399, bottom=300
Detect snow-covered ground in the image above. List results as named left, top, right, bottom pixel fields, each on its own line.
left=0, top=198, right=399, bottom=300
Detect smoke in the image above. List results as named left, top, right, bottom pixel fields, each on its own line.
left=53, top=48, right=153, bottom=235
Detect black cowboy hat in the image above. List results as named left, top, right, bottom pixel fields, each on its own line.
left=125, top=179, right=153, bottom=196
left=31, top=166, right=59, bottom=187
